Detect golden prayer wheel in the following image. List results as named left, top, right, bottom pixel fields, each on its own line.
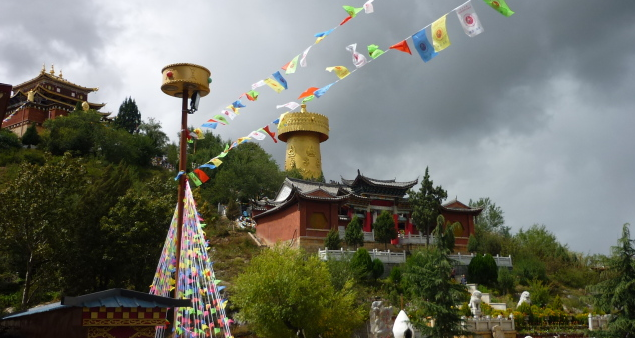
left=161, top=63, right=211, bottom=98
left=278, top=105, right=329, bottom=179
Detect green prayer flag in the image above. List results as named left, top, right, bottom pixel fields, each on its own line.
left=302, top=95, right=315, bottom=103
left=343, top=5, right=363, bottom=17
left=188, top=172, right=203, bottom=187
left=368, top=44, right=384, bottom=59
left=482, top=0, right=514, bottom=16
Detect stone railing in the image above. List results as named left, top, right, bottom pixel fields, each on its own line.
left=588, top=314, right=610, bottom=331
left=462, top=315, right=515, bottom=332
left=318, top=248, right=406, bottom=264
left=449, top=252, right=513, bottom=267
left=398, top=233, right=435, bottom=245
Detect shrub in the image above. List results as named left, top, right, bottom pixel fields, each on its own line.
left=324, top=228, right=341, bottom=250
left=371, top=258, right=384, bottom=280
left=350, top=248, right=373, bottom=280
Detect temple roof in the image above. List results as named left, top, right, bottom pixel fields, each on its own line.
left=274, top=177, right=347, bottom=202
left=13, top=67, right=99, bottom=93
left=440, top=198, right=483, bottom=214
left=255, top=185, right=349, bottom=220
left=341, top=170, right=418, bottom=190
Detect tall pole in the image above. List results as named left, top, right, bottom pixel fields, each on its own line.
left=174, top=88, right=188, bottom=329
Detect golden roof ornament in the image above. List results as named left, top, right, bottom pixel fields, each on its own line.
left=41, top=64, right=46, bottom=74
left=50, top=64, right=55, bottom=75
left=59, top=69, right=63, bottom=79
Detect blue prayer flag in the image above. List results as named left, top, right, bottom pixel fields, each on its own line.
left=272, top=118, right=280, bottom=125
left=272, top=71, right=288, bottom=90
left=314, top=28, right=335, bottom=38
left=314, top=82, right=335, bottom=98
left=199, top=164, right=216, bottom=170
left=201, top=122, right=218, bottom=129
left=412, top=28, right=438, bottom=62
left=232, top=100, right=246, bottom=108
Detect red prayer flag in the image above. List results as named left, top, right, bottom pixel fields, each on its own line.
left=298, top=87, right=319, bottom=99
left=194, top=168, right=210, bottom=183
left=389, top=40, right=412, bottom=55
left=262, top=125, right=278, bottom=143
left=340, top=15, right=352, bottom=25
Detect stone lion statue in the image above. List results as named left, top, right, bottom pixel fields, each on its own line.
left=517, top=291, right=531, bottom=308
left=469, top=290, right=482, bottom=316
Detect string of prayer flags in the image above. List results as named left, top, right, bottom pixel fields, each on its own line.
left=363, top=0, right=374, bottom=13
left=343, top=5, right=364, bottom=18
left=390, top=40, right=412, bottom=55
left=276, top=101, right=300, bottom=110
left=300, top=46, right=312, bottom=67
left=457, top=1, right=484, bottom=37
left=272, top=71, right=288, bottom=90
left=431, top=15, right=451, bottom=52
left=245, top=90, right=259, bottom=101
left=282, top=55, right=299, bottom=74
left=298, top=87, right=319, bottom=99
left=264, top=78, right=285, bottom=93
left=326, top=66, right=351, bottom=79
left=368, top=44, right=385, bottom=59
left=314, top=82, right=335, bottom=98
left=412, top=28, right=438, bottom=62
left=261, top=125, right=278, bottom=143
left=346, top=43, right=368, bottom=68
left=482, top=0, right=514, bottom=17
left=187, top=172, right=203, bottom=186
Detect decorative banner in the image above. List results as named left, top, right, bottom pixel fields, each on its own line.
left=390, top=40, right=412, bottom=55
left=456, top=0, right=484, bottom=37
left=412, top=28, right=438, bottom=62
left=346, top=43, right=368, bottom=68
left=150, top=181, right=233, bottom=338
left=431, top=15, right=451, bottom=52
left=326, top=66, right=351, bottom=79
left=483, top=0, right=515, bottom=17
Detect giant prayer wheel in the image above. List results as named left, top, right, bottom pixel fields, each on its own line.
left=277, top=104, right=329, bottom=179
left=161, top=63, right=211, bottom=98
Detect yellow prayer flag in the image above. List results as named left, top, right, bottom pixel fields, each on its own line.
left=211, top=158, right=223, bottom=167
left=431, top=15, right=451, bottom=52
left=264, top=78, right=284, bottom=93
left=325, top=66, right=350, bottom=79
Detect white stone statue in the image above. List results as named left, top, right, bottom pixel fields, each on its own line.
left=517, top=291, right=531, bottom=308
left=491, top=325, right=504, bottom=338
left=469, top=290, right=482, bottom=317
left=369, top=300, right=393, bottom=338
left=392, top=310, right=414, bottom=338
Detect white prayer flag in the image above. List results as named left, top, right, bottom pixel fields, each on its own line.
left=456, top=1, right=484, bottom=37
left=346, top=43, right=367, bottom=68
left=251, top=80, right=266, bottom=89
left=248, top=130, right=267, bottom=140
left=221, top=110, right=236, bottom=120
left=364, top=0, right=374, bottom=14
left=300, top=46, right=312, bottom=67
left=276, top=102, right=300, bottom=110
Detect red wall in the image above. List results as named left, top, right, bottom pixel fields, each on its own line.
left=255, top=203, right=301, bottom=245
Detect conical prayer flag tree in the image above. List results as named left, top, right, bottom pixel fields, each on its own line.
left=151, top=180, right=233, bottom=338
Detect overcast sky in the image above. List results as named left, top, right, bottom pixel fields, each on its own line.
left=2, top=0, right=634, bottom=255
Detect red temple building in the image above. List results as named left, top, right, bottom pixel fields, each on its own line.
left=1, top=64, right=108, bottom=136
left=252, top=171, right=482, bottom=252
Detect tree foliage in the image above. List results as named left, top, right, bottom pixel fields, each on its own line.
left=469, top=197, right=509, bottom=236
left=344, top=215, right=364, bottom=249
left=408, top=167, right=447, bottom=245
left=324, top=228, right=341, bottom=250
left=373, top=210, right=397, bottom=249
left=0, top=128, right=21, bottom=151
left=350, top=248, right=373, bottom=281
left=42, top=109, right=102, bottom=156
left=21, top=123, right=41, bottom=148
left=590, top=223, right=635, bottom=337
left=113, top=97, right=141, bottom=134
left=467, top=253, right=498, bottom=287
left=232, top=246, right=365, bottom=338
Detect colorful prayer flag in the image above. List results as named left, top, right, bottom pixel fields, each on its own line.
left=264, top=78, right=285, bottom=93
left=389, top=40, right=412, bottom=55
left=340, top=16, right=353, bottom=26
left=193, top=128, right=205, bottom=139
left=343, top=5, right=363, bottom=18
left=213, top=115, right=229, bottom=125
left=272, top=71, right=288, bottom=90
left=221, top=110, right=236, bottom=120
left=237, top=137, right=251, bottom=144
left=314, top=83, right=335, bottom=98
left=298, top=87, right=319, bottom=99
left=363, top=0, right=374, bottom=13
left=300, top=46, right=312, bottom=67
left=194, top=169, right=210, bottom=183
left=412, top=28, right=438, bottom=62
left=246, top=90, right=259, bottom=101
left=431, top=15, right=451, bottom=52
left=201, top=122, right=218, bottom=129
left=188, top=172, right=203, bottom=186
left=482, top=0, right=514, bottom=17
left=457, top=1, right=484, bottom=37
left=261, top=125, right=277, bottom=143
left=211, top=158, right=223, bottom=167
left=302, top=95, right=315, bottom=103
left=346, top=43, right=367, bottom=68
left=248, top=130, right=267, bottom=141
left=326, top=66, right=350, bottom=79
left=314, top=28, right=335, bottom=44
left=232, top=100, right=246, bottom=108
left=282, top=55, right=299, bottom=74
left=367, top=44, right=385, bottom=59
left=251, top=80, right=266, bottom=89
left=276, top=102, right=300, bottom=110
left=199, top=164, right=216, bottom=170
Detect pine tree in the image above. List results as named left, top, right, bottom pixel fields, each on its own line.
left=374, top=210, right=397, bottom=250
left=408, top=167, right=447, bottom=245
left=114, top=97, right=141, bottom=134
left=21, top=123, right=41, bottom=148
left=345, top=215, right=364, bottom=249
left=324, top=228, right=341, bottom=250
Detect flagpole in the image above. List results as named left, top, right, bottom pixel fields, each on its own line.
left=161, top=63, right=211, bottom=337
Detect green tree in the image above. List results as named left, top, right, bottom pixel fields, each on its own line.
left=344, top=215, right=364, bottom=249
left=350, top=248, right=373, bottom=281
left=469, top=197, right=509, bottom=236
left=590, top=223, right=635, bottom=337
left=226, top=199, right=241, bottom=220
left=138, top=117, right=169, bottom=157
left=467, top=253, right=498, bottom=287
left=408, top=167, right=447, bottom=245
left=467, top=234, right=478, bottom=253
left=0, top=128, right=21, bottom=151
left=497, top=267, right=515, bottom=295
left=373, top=210, right=397, bottom=249
left=371, top=258, right=384, bottom=280
left=21, top=123, right=41, bottom=148
left=232, top=246, right=365, bottom=338
left=324, top=228, right=341, bottom=250
left=42, top=109, right=102, bottom=156
left=113, top=97, right=141, bottom=134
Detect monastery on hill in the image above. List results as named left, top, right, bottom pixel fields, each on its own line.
left=252, top=105, right=482, bottom=253
left=1, top=64, right=109, bottom=136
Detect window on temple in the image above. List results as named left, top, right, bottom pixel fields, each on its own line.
left=309, top=212, right=329, bottom=229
